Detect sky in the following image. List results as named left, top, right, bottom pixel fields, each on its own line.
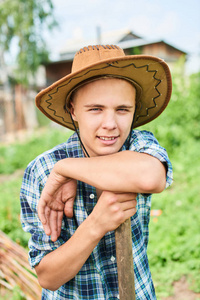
left=47, top=0, right=200, bottom=74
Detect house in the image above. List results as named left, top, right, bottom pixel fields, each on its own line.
left=45, top=29, right=187, bottom=86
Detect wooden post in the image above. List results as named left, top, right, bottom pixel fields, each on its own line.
left=15, top=84, right=26, bottom=130
left=115, top=218, right=136, bottom=300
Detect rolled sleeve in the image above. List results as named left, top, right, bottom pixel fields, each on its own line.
left=129, top=130, right=173, bottom=189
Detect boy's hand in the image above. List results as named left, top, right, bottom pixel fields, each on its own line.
left=38, top=169, right=77, bottom=241
left=90, top=191, right=137, bottom=237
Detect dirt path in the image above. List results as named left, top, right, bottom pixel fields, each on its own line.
left=162, top=277, right=200, bottom=300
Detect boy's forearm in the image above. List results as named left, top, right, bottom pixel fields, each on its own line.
left=36, top=188, right=137, bottom=290
left=55, top=150, right=166, bottom=194
left=35, top=214, right=102, bottom=290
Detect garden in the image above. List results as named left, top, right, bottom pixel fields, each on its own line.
left=0, top=70, right=200, bottom=299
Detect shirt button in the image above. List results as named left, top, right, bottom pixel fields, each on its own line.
left=89, top=193, right=95, bottom=199
left=110, top=256, right=115, bottom=262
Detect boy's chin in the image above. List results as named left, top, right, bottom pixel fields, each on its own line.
left=95, top=147, right=122, bottom=157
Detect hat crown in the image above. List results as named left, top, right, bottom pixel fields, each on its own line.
left=72, top=45, right=125, bottom=73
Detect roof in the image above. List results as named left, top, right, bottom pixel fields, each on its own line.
left=118, top=39, right=187, bottom=54
left=59, top=29, right=138, bottom=54
left=55, top=29, right=187, bottom=62
left=59, top=29, right=142, bottom=60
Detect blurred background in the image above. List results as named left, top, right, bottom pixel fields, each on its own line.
left=0, top=0, right=200, bottom=299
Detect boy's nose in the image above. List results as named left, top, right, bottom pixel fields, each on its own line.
left=101, top=112, right=117, bottom=130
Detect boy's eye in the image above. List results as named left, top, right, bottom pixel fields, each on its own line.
left=89, top=108, right=102, bottom=111
left=117, top=108, right=129, bottom=112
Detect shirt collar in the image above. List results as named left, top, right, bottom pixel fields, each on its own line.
left=65, top=132, right=85, bottom=158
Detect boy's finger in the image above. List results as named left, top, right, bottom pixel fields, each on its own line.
left=43, top=223, right=51, bottom=236
left=118, top=193, right=137, bottom=203
left=57, top=211, right=63, bottom=237
left=42, top=207, right=51, bottom=236
left=41, top=206, right=51, bottom=236
left=49, top=210, right=59, bottom=242
left=38, top=198, right=47, bottom=225
left=64, top=198, right=75, bottom=218
left=123, top=207, right=137, bottom=220
left=121, top=199, right=137, bottom=211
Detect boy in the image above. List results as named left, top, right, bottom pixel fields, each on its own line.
left=20, top=45, right=173, bottom=299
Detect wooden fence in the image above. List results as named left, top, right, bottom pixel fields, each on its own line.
left=0, top=230, right=42, bottom=299
left=0, top=85, right=38, bottom=142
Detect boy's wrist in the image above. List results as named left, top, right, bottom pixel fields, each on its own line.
left=86, top=213, right=106, bottom=242
left=54, top=160, right=70, bottom=183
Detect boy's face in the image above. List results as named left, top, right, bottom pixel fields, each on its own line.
left=70, top=78, right=136, bottom=157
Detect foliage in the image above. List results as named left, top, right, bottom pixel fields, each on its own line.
left=148, top=162, right=200, bottom=297
left=0, top=128, right=72, bottom=174
left=0, top=0, right=57, bottom=85
left=0, top=178, right=30, bottom=248
left=141, top=70, right=200, bottom=298
left=141, top=71, right=200, bottom=155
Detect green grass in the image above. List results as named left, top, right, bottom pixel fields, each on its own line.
left=0, top=177, right=30, bottom=248
left=0, top=128, right=72, bottom=174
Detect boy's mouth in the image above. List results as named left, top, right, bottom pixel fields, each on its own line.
left=97, top=136, right=119, bottom=145
left=98, top=136, right=117, bottom=141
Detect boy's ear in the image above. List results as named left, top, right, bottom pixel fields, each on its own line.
left=70, top=102, right=77, bottom=121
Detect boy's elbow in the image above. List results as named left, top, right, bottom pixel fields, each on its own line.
left=35, top=264, right=61, bottom=291
left=139, top=161, right=166, bottom=193
left=36, top=268, right=52, bottom=291
left=149, top=176, right=166, bottom=193
left=36, top=263, right=74, bottom=291
left=37, top=273, right=60, bottom=291
left=139, top=175, right=165, bottom=193
left=37, top=276, right=51, bottom=291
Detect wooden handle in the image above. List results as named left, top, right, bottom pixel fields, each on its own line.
left=115, top=218, right=136, bottom=300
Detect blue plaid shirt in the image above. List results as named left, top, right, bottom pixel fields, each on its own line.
left=20, top=130, right=173, bottom=299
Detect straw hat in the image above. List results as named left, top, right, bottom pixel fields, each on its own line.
left=36, top=45, right=172, bottom=130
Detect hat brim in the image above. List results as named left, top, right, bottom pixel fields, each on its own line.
left=36, top=55, right=172, bottom=131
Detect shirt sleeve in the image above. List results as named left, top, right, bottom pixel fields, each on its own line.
left=20, top=156, right=69, bottom=268
left=128, top=130, right=173, bottom=189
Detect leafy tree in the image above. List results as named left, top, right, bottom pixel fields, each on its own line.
left=0, top=0, right=57, bottom=86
